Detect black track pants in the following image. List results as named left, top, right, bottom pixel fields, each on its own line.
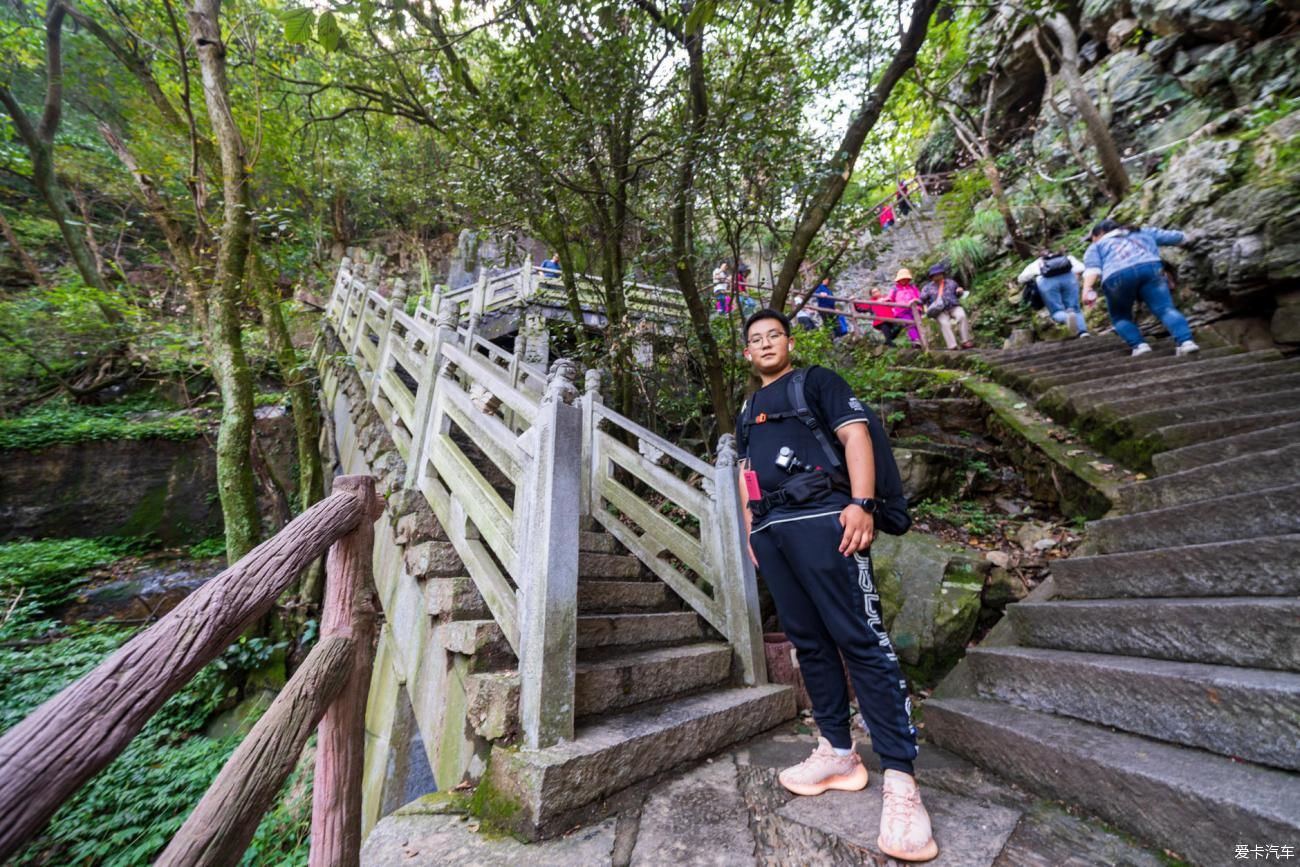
left=751, top=511, right=919, bottom=774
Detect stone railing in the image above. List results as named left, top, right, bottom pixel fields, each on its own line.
left=326, top=255, right=765, bottom=750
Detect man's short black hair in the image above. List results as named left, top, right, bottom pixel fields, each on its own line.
left=744, top=308, right=791, bottom=340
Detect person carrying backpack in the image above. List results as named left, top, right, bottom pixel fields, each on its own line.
left=920, top=263, right=974, bottom=350
left=736, top=308, right=937, bottom=863
left=1017, top=248, right=1089, bottom=337
left=1082, top=218, right=1199, bottom=357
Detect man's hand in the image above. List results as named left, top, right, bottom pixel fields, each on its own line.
left=839, top=504, right=875, bottom=555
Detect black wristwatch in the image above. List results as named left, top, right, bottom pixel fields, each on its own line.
left=849, top=497, right=879, bottom=513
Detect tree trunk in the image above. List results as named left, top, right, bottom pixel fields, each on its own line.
left=943, top=105, right=1032, bottom=257
left=769, top=0, right=938, bottom=312
left=1046, top=13, right=1130, bottom=201
left=187, top=0, right=261, bottom=562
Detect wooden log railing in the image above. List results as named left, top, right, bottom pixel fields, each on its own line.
left=0, top=475, right=385, bottom=867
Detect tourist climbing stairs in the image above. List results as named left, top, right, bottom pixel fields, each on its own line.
left=927, top=335, right=1300, bottom=865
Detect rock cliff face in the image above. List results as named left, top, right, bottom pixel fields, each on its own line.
left=922, top=0, right=1299, bottom=343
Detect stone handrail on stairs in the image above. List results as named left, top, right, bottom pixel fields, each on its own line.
left=325, top=255, right=768, bottom=754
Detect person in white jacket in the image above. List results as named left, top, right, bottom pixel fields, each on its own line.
left=1017, top=249, right=1088, bottom=337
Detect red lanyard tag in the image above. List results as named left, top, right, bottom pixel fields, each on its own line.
left=743, top=469, right=761, bottom=500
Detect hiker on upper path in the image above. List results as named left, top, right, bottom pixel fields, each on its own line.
left=879, top=203, right=896, bottom=232
left=736, top=308, right=937, bottom=863
left=1018, top=248, right=1089, bottom=338
left=713, top=261, right=732, bottom=314
left=540, top=252, right=562, bottom=281
left=920, top=263, right=974, bottom=350
left=1082, top=218, right=1199, bottom=357
left=814, top=276, right=848, bottom=337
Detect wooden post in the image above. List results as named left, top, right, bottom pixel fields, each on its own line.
left=370, top=279, right=408, bottom=402
left=517, top=359, right=582, bottom=749
left=156, top=638, right=356, bottom=867
left=404, top=296, right=459, bottom=488
left=0, top=486, right=375, bottom=863
left=310, top=475, right=385, bottom=867
left=711, top=434, right=767, bottom=686
left=579, top=368, right=604, bottom=519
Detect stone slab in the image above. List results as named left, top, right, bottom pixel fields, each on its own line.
left=774, top=786, right=1021, bottom=867
left=578, top=611, right=706, bottom=649
left=1009, top=597, right=1300, bottom=672
left=581, top=551, right=646, bottom=579
left=576, top=642, right=732, bottom=718
left=360, top=812, right=616, bottom=866
left=1091, top=483, right=1300, bottom=553
left=578, top=580, right=673, bottom=613
left=990, top=800, right=1166, bottom=867
left=1152, top=420, right=1300, bottom=476
left=1051, top=535, right=1300, bottom=599
left=1153, top=407, right=1300, bottom=451
left=924, top=697, right=1300, bottom=867
left=629, top=758, right=755, bottom=867
left=1115, top=442, right=1300, bottom=513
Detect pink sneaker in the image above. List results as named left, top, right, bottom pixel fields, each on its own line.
left=777, top=737, right=869, bottom=796
left=878, top=769, right=939, bottom=862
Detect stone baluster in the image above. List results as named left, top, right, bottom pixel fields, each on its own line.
left=711, top=434, right=767, bottom=686
left=404, top=297, right=460, bottom=488
left=517, top=359, right=582, bottom=749
left=328, top=256, right=352, bottom=320
left=579, top=368, right=604, bottom=519
left=370, top=279, right=408, bottom=403
left=465, top=270, right=488, bottom=347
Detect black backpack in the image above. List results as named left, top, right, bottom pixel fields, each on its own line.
left=1021, top=281, right=1045, bottom=310
left=740, top=367, right=911, bottom=536
left=1039, top=254, right=1073, bottom=278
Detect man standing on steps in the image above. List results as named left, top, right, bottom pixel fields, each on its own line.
left=735, top=308, right=938, bottom=863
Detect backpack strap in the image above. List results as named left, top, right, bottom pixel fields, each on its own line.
left=788, top=367, right=846, bottom=476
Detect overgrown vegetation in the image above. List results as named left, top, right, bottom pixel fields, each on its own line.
left=0, top=399, right=202, bottom=451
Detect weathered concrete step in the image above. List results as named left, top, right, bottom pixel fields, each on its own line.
left=1153, top=407, right=1300, bottom=453
left=1116, top=388, right=1300, bottom=435
left=923, top=697, right=1300, bottom=867
left=966, top=646, right=1300, bottom=770
left=1038, top=353, right=1291, bottom=422
left=1025, top=346, right=1241, bottom=393
left=579, top=530, right=622, bottom=555
left=1153, top=420, right=1300, bottom=476
left=577, top=580, right=675, bottom=613
left=480, top=684, right=795, bottom=839
left=1008, top=598, right=1300, bottom=672
left=997, top=341, right=1230, bottom=387
left=975, top=334, right=1127, bottom=363
left=577, top=611, right=705, bottom=649
left=1051, top=535, right=1300, bottom=599
left=1096, top=372, right=1300, bottom=422
left=579, top=551, right=644, bottom=580
left=575, top=642, right=732, bottom=718
left=1115, top=443, right=1300, bottom=513
left=1091, top=482, right=1300, bottom=553
left=993, top=341, right=1138, bottom=380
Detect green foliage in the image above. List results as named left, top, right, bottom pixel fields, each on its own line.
left=914, top=497, right=997, bottom=536
left=0, top=400, right=201, bottom=451
left=945, top=235, right=995, bottom=275
left=0, top=535, right=146, bottom=609
left=188, top=536, right=228, bottom=559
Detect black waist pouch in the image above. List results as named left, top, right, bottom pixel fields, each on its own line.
left=750, top=471, right=836, bottom=519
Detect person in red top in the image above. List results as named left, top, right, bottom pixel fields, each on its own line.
left=879, top=204, right=896, bottom=231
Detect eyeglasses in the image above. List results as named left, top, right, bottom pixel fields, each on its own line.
left=747, top=330, right=788, bottom=347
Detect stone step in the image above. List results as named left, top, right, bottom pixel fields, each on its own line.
left=579, top=530, right=622, bottom=554
left=1115, top=443, right=1300, bottom=513
left=1008, top=598, right=1300, bottom=672
left=965, top=646, right=1300, bottom=770
left=993, top=341, right=1137, bottom=379
left=977, top=334, right=1128, bottom=363
left=1153, top=420, right=1300, bottom=476
left=1053, top=355, right=1297, bottom=421
left=577, top=611, right=706, bottom=649
left=479, top=684, right=796, bottom=839
left=574, top=642, right=732, bottom=718
left=1023, top=346, right=1242, bottom=394
left=1096, top=372, right=1300, bottom=422
left=579, top=551, right=644, bottom=580
left=1090, top=483, right=1300, bottom=553
left=1115, top=388, right=1300, bottom=436
left=577, top=580, right=675, bottom=613
left=1153, top=407, right=1300, bottom=453
left=996, top=340, right=1224, bottom=383
left=923, top=697, right=1300, bottom=866
left=1051, top=535, right=1300, bottom=599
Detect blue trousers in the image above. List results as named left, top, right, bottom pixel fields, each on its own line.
left=1037, top=272, right=1087, bottom=333
left=751, top=512, right=919, bottom=773
left=1103, top=262, right=1192, bottom=346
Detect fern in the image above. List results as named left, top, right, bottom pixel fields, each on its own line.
left=968, top=207, right=1006, bottom=241
left=946, top=235, right=994, bottom=274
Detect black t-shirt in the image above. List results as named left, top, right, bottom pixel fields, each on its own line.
left=735, top=367, right=868, bottom=526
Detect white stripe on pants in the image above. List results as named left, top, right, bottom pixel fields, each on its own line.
left=937, top=305, right=971, bottom=348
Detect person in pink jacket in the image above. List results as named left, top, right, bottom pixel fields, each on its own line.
left=887, top=269, right=921, bottom=344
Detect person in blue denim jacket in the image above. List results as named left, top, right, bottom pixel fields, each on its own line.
left=1082, top=218, right=1199, bottom=357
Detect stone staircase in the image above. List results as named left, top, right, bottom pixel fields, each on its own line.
left=473, top=526, right=793, bottom=839
left=928, top=335, right=1300, bottom=865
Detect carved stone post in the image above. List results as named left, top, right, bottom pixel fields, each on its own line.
left=371, top=279, right=408, bottom=402
left=517, top=261, right=534, bottom=305
left=466, top=269, right=488, bottom=347
left=580, top=368, right=604, bottom=519
left=404, top=297, right=459, bottom=488
left=329, top=256, right=353, bottom=320
left=712, top=434, right=767, bottom=686
left=522, top=311, right=549, bottom=369
left=517, top=359, right=582, bottom=749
